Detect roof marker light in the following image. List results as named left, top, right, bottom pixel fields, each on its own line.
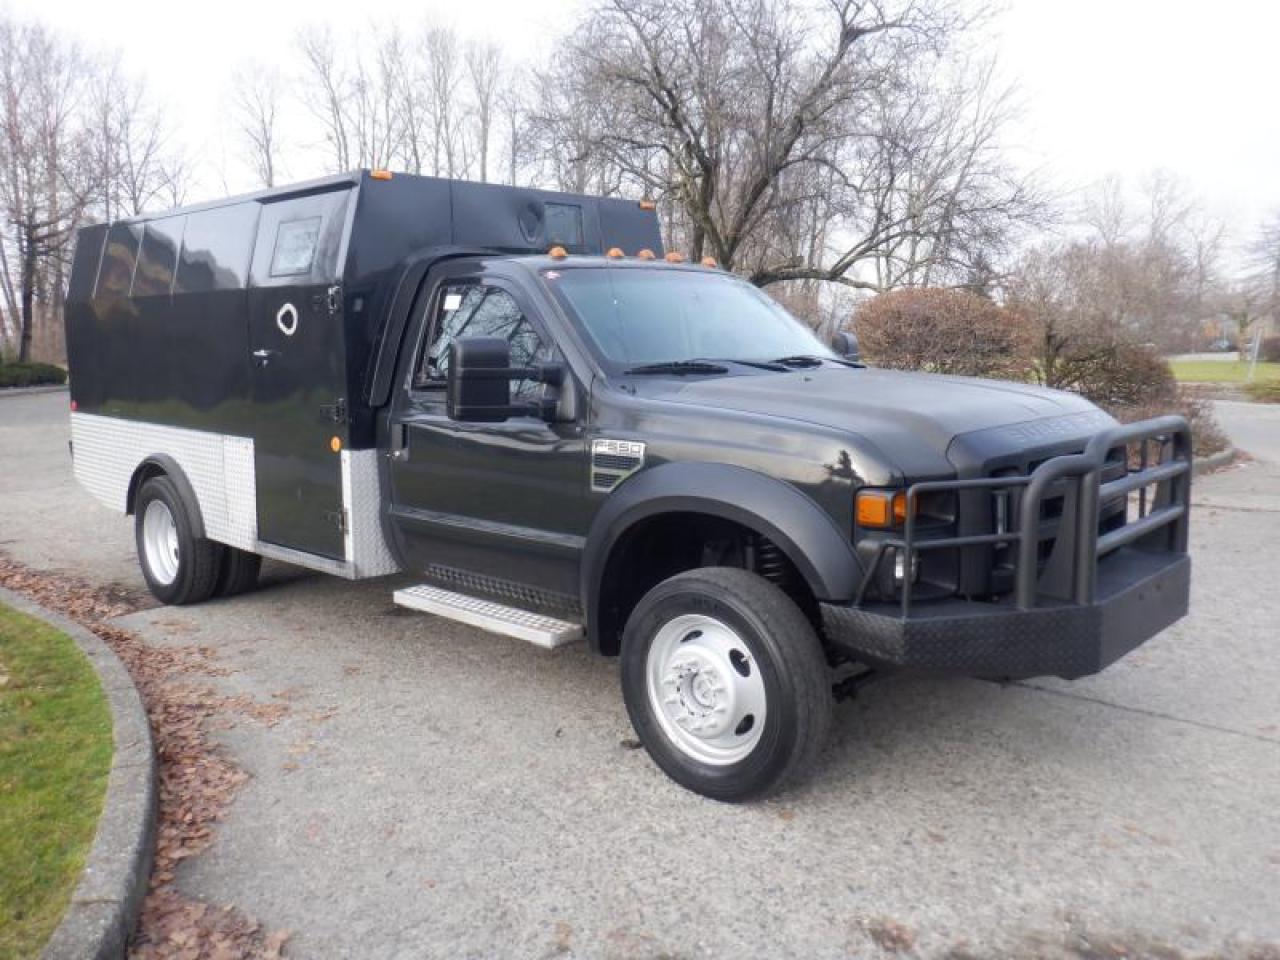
left=664, top=252, right=685, bottom=263
left=636, top=249, right=656, bottom=260
left=548, top=246, right=568, bottom=259
left=700, top=256, right=718, bottom=268
left=371, top=169, right=393, bottom=180
left=606, top=247, right=625, bottom=258
left=639, top=200, right=656, bottom=210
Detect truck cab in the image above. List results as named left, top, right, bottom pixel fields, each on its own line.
left=65, top=172, right=1192, bottom=801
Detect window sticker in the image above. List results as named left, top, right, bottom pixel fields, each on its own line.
left=443, top=293, right=463, bottom=311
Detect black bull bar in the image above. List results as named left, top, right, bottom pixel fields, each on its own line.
left=822, top=416, right=1193, bottom=679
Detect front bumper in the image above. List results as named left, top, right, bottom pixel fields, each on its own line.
left=823, top=414, right=1193, bottom=680
left=821, top=548, right=1189, bottom=679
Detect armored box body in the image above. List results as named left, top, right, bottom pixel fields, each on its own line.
left=65, top=171, right=662, bottom=565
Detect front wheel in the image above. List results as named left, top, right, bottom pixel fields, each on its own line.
left=620, top=567, right=832, bottom=801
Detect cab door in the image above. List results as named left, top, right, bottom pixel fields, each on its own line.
left=386, top=261, right=589, bottom=601
left=247, top=186, right=353, bottom=560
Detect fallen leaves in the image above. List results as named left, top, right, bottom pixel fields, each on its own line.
left=0, top=555, right=292, bottom=958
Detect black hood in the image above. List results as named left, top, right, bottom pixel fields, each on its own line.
left=655, top=367, right=1110, bottom=479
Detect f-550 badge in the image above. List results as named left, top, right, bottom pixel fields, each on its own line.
left=591, top=438, right=645, bottom=493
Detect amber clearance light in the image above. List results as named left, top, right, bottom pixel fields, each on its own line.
left=856, top=489, right=908, bottom=528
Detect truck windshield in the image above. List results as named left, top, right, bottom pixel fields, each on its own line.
left=543, top=266, right=833, bottom=373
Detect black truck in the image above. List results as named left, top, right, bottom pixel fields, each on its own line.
left=65, top=170, right=1192, bottom=800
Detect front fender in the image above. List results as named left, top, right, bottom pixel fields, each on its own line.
left=581, top=461, right=861, bottom=648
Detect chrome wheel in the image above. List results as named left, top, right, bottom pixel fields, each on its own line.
left=142, top=499, right=180, bottom=586
left=645, top=613, right=767, bottom=765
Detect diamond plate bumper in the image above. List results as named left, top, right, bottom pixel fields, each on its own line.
left=821, top=548, right=1190, bottom=680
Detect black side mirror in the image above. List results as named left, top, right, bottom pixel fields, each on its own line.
left=446, top=336, right=562, bottom=422
left=831, top=330, right=860, bottom=362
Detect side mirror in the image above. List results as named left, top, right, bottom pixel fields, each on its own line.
left=446, top=336, right=562, bottom=422
left=831, top=329, right=860, bottom=362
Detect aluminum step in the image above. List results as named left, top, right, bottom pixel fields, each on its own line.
left=392, top=584, right=583, bottom=649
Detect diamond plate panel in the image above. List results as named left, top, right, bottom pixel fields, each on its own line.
left=71, top=412, right=255, bottom=550
left=340, top=449, right=400, bottom=577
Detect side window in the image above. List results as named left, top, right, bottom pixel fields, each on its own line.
left=132, top=217, right=184, bottom=297
left=96, top=222, right=141, bottom=297
left=176, top=205, right=257, bottom=294
left=414, top=283, right=551, bottom=401
left=269, top=217, right=321, bottom=277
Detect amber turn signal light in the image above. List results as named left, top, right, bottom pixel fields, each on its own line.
left=856, top=490, right=908, bottom=528
left=330, top=436, right=343, bottom=453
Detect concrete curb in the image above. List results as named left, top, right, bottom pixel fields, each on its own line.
left=0, top=383, right=69, bottom=397
left=0, top=586, right=156, bottom=960
left=1193, top=446, right=1237, bottom=476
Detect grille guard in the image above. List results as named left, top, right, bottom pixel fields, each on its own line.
left=856, top=415, right=1192, bottom=616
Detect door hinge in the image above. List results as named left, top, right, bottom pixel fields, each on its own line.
left=320, top=398, right=348, bottom=423
left=326, top=509, right=349, bottom=534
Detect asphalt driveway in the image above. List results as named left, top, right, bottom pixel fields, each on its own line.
left=2, top=389, right=1278, bottom=959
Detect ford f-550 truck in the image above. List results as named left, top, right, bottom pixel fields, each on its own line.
left=65, top=170, right=1192, bottom=800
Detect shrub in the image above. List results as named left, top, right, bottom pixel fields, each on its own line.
left=855, top=288, right=1032, bottom=379
left=1107, top=386, right=1229, bottom=459
left=1245, top=380, right=1280, bottom=404
left=1259, top=336, right=1280, bottom=363
left=0, top=362, right=67, bottom=388
left=1071, top=342, right=1177, bottom=409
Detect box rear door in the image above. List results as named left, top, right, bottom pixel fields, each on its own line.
left=247, top=186, right=353, bottom=560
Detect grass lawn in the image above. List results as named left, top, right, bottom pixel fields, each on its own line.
left=1169, top=359, right=1280, bottom=384
left=0, top=603, right=111, bottom=960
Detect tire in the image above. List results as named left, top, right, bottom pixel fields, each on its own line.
left=134, top=475, right=224, bottom=605
left=620, top=567, right=832, bottom=801
left=215, top=547, right=262, bottom=598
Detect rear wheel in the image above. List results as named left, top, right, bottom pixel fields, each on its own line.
left=215, top=548, right=262, bottom=597
left=620, top=567, right=832, bottom=801
left=134, top=475, right=224, bottom=605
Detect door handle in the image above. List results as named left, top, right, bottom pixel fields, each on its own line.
left=252, top=349, right=280, bottom=367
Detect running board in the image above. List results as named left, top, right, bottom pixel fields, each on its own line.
left=393, top=584, right=583, bottom=649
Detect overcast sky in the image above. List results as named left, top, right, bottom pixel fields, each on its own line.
left=11, top=0, right=1279, bottom=269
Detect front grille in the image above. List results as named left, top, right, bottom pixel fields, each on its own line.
left=983, top=446, right=1128, bottom=596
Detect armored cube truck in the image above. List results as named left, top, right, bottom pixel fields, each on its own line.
left=65, top=170, right=1192, bottom=800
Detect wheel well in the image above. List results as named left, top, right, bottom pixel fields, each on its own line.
left=593, top=511, right=818, bottom=656
left=126, top=461, right=168, bottom=516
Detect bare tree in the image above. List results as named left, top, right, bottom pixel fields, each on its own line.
left=297, top=26, right=352, bottom=171
left=466, top=41, right=502, bottom=183
left=423, top=26, right=463, bottom=178
left=231, top=62, right=283, bottom=187
left=87, top=56, right=182, bottom=219
left=0, top=17, right=95, bottom=362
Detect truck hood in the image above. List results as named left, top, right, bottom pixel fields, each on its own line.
left=659, top=367, right=1108, bottom=479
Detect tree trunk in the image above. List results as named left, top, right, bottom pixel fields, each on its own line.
left=18, top=225, right=35, bottom=363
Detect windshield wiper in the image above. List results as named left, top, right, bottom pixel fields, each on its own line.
left=769, top=354, right=862, bottom=369
left=624, top=360, right=731, bottom=375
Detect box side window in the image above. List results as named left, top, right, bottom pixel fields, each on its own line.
left=544, top=203, right=583, bottom=248
left=132, top=216, right=185, bottom=297
left=269, top=217, right=322, bottom=277
left=175, top=204, right=259, bottom=294
left=67, top=225, right=107, bottom=304
left=95, top=222, right=142, bottom=297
